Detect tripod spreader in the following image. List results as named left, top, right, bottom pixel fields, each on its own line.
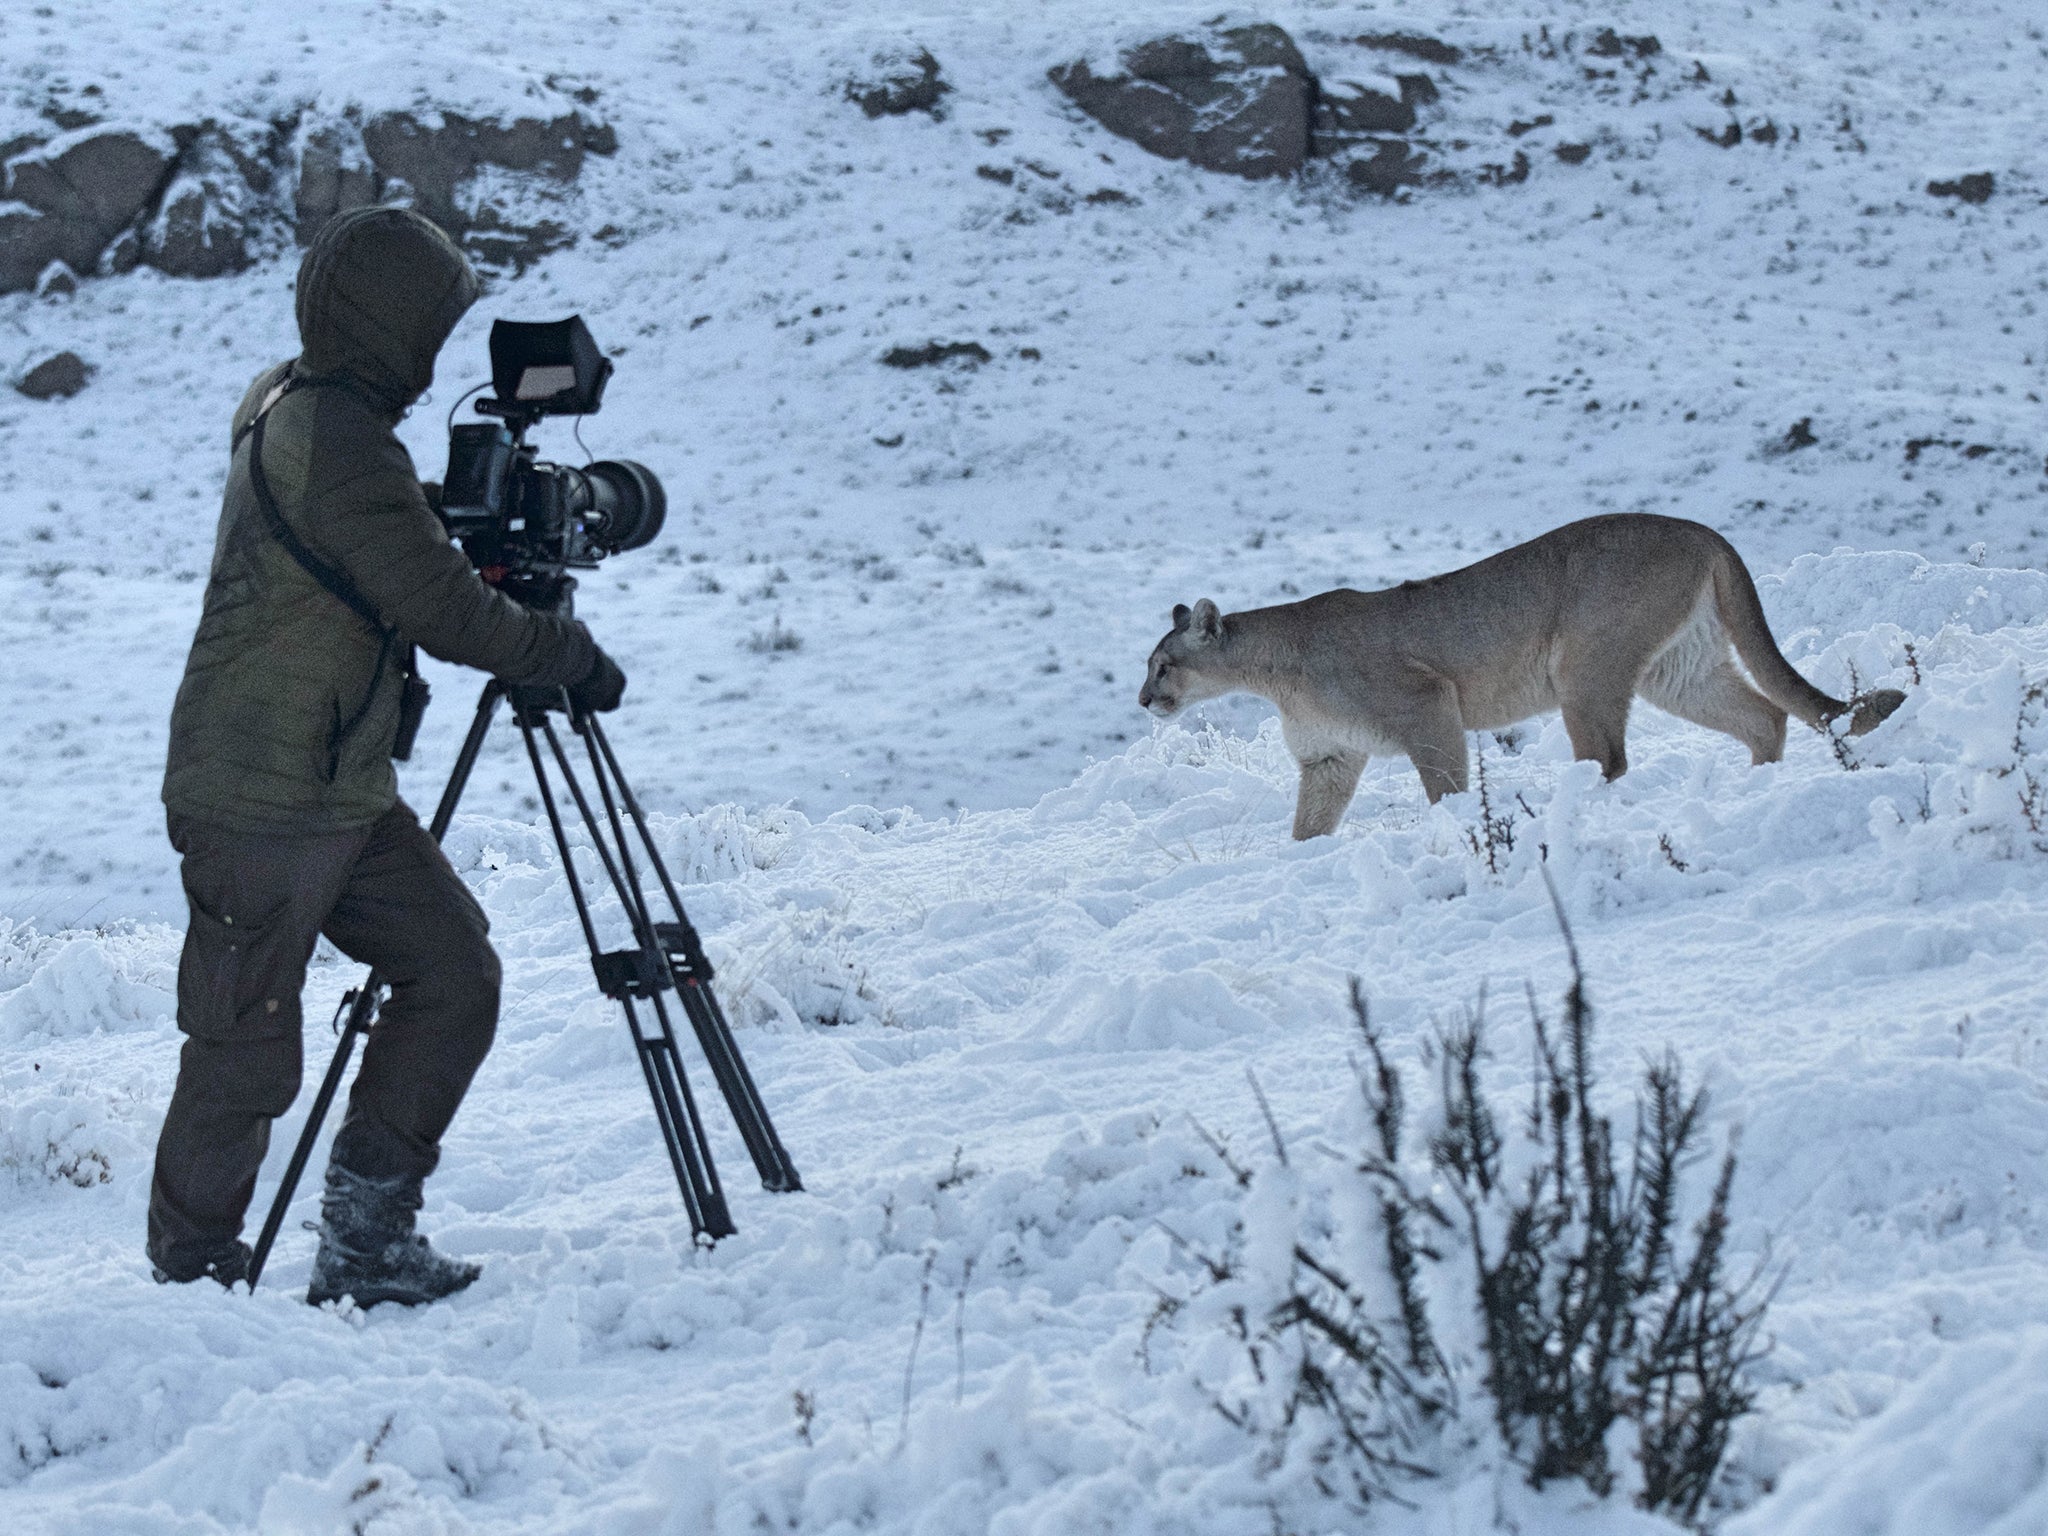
left=594, top=921, right=709, bottom=998
left=246, top=676, right=801, bottom=1290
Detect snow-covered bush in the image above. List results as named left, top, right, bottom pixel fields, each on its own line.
left=1157, top=895, right=1768, bottom=1526
left=1858, top=663, right=2048, bottom=863
left=0, top=1059, right=149, bottom=1192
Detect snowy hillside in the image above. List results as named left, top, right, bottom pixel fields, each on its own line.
left=3, top=1, right=2047, bottom=1532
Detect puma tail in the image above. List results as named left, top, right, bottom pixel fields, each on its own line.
left=1708, top=540, right=1905, bottom=736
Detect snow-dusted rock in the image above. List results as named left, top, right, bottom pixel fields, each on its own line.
left=32, top=258, right=77, bottom=298
left=291, top=118, right=378, bottom=244
left=1050, top=23, right=1315, bottom=181
left=12, top=350, right=91, bottom=400
left=1346, top=138, right=1428, bottom=196
left=0, top=93, right=614, bottom=285
left=357, top=106, right=610, bottom=235
left=844, top=47, right=950, bottom=119
left=0, top=125, right=174, bottom=293
left=282, top=103, right=615, bottom=264
left=1313, top=75, right=1430, bottom=139
left=143, top=122, right=277, bottom=278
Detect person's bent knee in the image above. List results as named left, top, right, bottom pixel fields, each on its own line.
left=467, top=940, right=502, bottom=1038
left=179, top=1032, right=303, bottom=1119
left=433, top=933, right=501, bottom=1056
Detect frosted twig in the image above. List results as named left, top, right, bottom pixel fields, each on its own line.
left=1247, top=1066, right=1289, bottom=1166
left=954, top=1256, right=975, bottom=1404
left=896, top=1249, right=938, bottom=1452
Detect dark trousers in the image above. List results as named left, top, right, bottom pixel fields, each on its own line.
left=147, top=801, right=500, bottom=1276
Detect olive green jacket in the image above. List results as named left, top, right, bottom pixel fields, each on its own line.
left=163, top=207, right=595, bottom=833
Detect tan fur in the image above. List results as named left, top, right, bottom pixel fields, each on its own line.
left=1138, top=514, right=1905, bottom=839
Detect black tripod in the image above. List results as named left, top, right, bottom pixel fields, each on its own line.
left=246, top=679, right=802, bottom=1290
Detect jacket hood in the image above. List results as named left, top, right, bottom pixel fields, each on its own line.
left=294, top=205, right=480, bottom=414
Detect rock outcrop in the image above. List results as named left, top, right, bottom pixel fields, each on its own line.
left=144, top=121, right=279, bottom=278
left=353, top=106, right=612, bottom=265
left=846, top=49, right=951, bottom=119
left=1050, top=24, right=1315, bottom=181
left=0, top=126, right=175, bottom=293
left=1346, top=140, right=1428, bottom=197
left=1927, top=172, right=1994, bottom=205
left=15, top=350, right=91, bottom=400
left=0, top=86, right=615, bottom=294
left=1044, top=21, right=1737, bottom=199
left=292, top=119, right=380, bottom=245
left=1312, top=72, right=1439, bottom=152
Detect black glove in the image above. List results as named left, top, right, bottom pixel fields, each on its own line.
left=569, top=647, right=626, bottom=713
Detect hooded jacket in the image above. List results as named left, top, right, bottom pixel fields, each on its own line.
left=163, top=206, right=597, bottom=833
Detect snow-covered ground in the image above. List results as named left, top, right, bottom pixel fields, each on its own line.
left=3, top=2, right=2046, bottom=1531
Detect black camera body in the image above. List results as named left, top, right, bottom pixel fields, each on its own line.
left=439, top=316, right=666, bottom=609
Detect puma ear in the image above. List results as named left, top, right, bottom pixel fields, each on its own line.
left=1171, top=603, right=1192, bottom=631
left=1190, top=598, right=1222, bottom=645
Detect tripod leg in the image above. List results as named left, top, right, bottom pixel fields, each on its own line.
left=580, top=714, right=803, bottom=1193
left=246, top=681, right=504, bottom=1291
left=629, top=998, right=735, bottom=1239
left=515, top=704, right=735, bottom=1241
left=427, top=681, right=506, bottom=839
left=246, top=988, right=371, bottom=1289
left=673, top=977, right=804, bottom=1193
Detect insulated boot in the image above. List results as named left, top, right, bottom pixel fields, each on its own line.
left=152, top=1239, right=253, bottom=1289
left=306, top=1164, right=480, bottom=1308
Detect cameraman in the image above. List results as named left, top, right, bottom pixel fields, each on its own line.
left=151, top=206, right=625, bottom=1307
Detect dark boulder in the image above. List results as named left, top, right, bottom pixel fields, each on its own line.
left=35, top=259, right=79, bottom=298
left=882, top=340, right=991, bottom=368
left=1354, top=32, right=1462, bottom=66
left=1586, top=29, right=1661, bottom=59
left=0, top=125, right=174, bottom=293
left=1, top=91, right=614, bottom=291
left=15, top=350, right=92, bottom=400
left=325, top=106, right=614, bottom=264
left=293, top=119, right=379, bottom=245
left=459, top=205, right=572, bottom=274
left=145, top=173, right=247, bottom=278
left=0, top=206, right=51, bottom=297
left=1927, top=172, right=1994, bottom=205
left=144, top=123, right=275, bottom=278
left=1313, top=73, right=1438, bottom=153
left=1050, top=24, right=1315, bottom=180
left=1320, top=80, right=1415, bottom=135
left=1347, top=140, right=1427, bottom=197
left=846, top=49, right=950, bottom=119
left=358, top=107, right=602, bottom=230
left=290, top=103, right=613, bottom=263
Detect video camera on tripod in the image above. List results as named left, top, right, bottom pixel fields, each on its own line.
left=245, top=316, right=801, bottom=1292
left=438, top=317, right=667, bottom=608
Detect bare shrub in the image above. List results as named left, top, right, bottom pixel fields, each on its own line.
left=1165, top=878, right=1770, bottom=1525
left=745, top=616, right=802, bottom=654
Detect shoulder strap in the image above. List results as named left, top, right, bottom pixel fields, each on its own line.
left=238, top=375, right=391, bottom=639
left=240, top=374, right=415, bottom=768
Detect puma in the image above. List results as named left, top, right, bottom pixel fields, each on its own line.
left=1138, top=513, right=1905, bottom=839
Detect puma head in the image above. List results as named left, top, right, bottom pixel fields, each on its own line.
left=1138, top=598, right=1226, bottom=717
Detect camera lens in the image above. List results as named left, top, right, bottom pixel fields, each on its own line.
left=579, top=460, right=667, bottom=553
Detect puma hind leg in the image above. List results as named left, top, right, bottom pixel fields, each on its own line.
left=1555, top=620, right=1681, bottom=781
left=1638, top=659, right=1788, bottom=765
